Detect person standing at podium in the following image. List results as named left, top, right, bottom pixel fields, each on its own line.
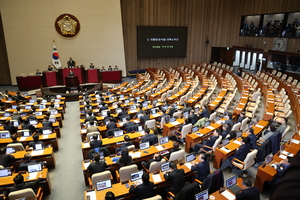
left=67, top=57, right=76, bottom=68
left=68, top=70, right=74, bottom=77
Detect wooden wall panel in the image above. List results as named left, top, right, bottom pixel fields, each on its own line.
left=0, top=13, right=11, bottom=85
left=121, top=0, right=300, bottom=71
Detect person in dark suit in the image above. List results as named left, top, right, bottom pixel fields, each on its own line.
left=90, top=134, right=102, bottom=149
left=107, top=66, right=113, bottom=71
left=89, top=63, right=94, bottom=69
left=47, top=65, right=53, bottom=71
left=106, top=117, right=117, bottom=130
left=198, top=105, right=210, bottom=118
left=123, top=117, right=135, bottom=129
left=11, top=111, right=22, bottom=122
left=113, top=65, right=119, bottom=70
left=221, top=124, right=230, bottom=139
left=27, top=111, right=37, bottom=121
left=235, top=177, right=260, bottom=200
left=87, top=153, right=107, bottom=175
left=166, top=104, right=176, bottom=117
left=9, top=173, right=43, bottom=193
left=129, top=172, right=155, bottom=200
left=193, top=129, right=220, bottom=153
left=188, top=110, right=199, bottom=125
left=118, top=107, right=128, bottom=117
left=85, top=111, right=97, bottom=123
left=28, top=134, right=45, bottom=150
left=158, top=110, right=170, bottom=123
left=224, top=112, right=234, bottom=129
left=67, top=57, right=76, bottom=68
left=142, top=153, right=162, bottom=170
left=4, top=120, right=18, bottom=135
left=68, top=70, right=74, bottom=77
left=117, top=149, right=133, bottom=167
left=0, top=147, right=15, bottom=167
left=219, top=137, right=251, bottom=171
left=42, top=116, right=53, bottom=129
left=120, top=135, right=133, bottom=149
left=100, top=103, right=109, bottom=112
left=18, top=153, right=42, bottom=171
left=246, top=128, right=257, bottom=149
left=141, top=128, right=158, bottom=144
left=139, top=110, right=150, bottom=125
left=21, top=118, right=36, bottom=133
left=191, top=153, right=210, bottom=182
left=9, top=135, right=24, bottom=147
left=164, top=161, right=185, bottom=195
left=235, top=112, right=246, bottom=124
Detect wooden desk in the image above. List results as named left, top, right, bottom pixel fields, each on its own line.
left=162, top=118, right=185, bottom=137
left=209, top=178, right=243, bottom=200
left=0, top=168, right=52, bottom=194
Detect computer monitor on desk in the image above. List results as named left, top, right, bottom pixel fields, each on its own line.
left=265, top=153, right=273, bottom=165
left=139, top=142, right=150, bottom=150
left=159, top=136, right=169, bottom=145
left=96, top=179, right=112, bottom=191
left=114, top=130, right=124, bottom=137
left=195, top=189, right=209, bottom=200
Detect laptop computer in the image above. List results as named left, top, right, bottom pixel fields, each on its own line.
left=135, top=97, right=140, bottom=101
left=183, top=112, right=189, bottom=118
left=56, top=95, right=62, bottom=98
left=137, top=113, right=142, bottom=119
left=42, top=129, right=52, bottom=135
left=116, top=108, right=122, bottom=113
left=27, top=163, right=42, bottom=173
left=186, top=154, right=196, bottom=163
left=151, top=109, right=157, bottom=115
left=25, top=105, right=32, bottom=110
left=39, top=105, right=46, bottom=109
left=226, top=175, right=242, bottom=194
left=50, top=110, right=58, bottom=115
left=169, top=117, right=176, bottom=123
left=22, top=131, right=32, bottom=137
left=96, top=179, right=112, bottom=191
left=0, top=168, right=12, bottom=177
left=35, top=111, right=43, bottom=116
left=159, top=136, right=169, bottom=145
left=29, top=99, right=35, bottom=103
left=130, top=170, right=143, bottom=185
left=114, top=130, right=124, bottom=137
left=236, top=130, right=242, bottom=138
left=4, top=113, right=11, bottom=117
left=195, top=107, right=200, bottom=113
left=11, top=120, right=19, bottom=127
left=55, top=99, right=60, bottom=103
left=192, top=126, right=199, bottom=133
left=125, top=99, right=130, bottom=104
left=161, top=162, right=170, bottom=172
left=139, top=141, right=150, bottom=150
left=265, top=153, right=273, bottom=165
left=6, top=147, right=15, bottom=154
left=15, top=198, right=26, bottom=200
left=130, top=105, right=137, bottom=111
left=162, top=105, right=168, bottom=111
left=49, top=117, right=56, bottom=123
left=120, top=95, right=124, bottom=98
left=42, top=100, right=47, bottom=103
left=142, top=102, right=148, bottom=107
left=29, top=120, right=38, bottom=125
left=194, top=189, right=209, bottom=200
left=0, top=131, right=10, bottom=139
left=12, top=105, right=17, bottom=109
left=222, top=139, right=230, bottom=146
left=54, top=104, right=60, bottom=108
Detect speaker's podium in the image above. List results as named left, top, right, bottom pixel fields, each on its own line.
left=65, top=76, right=79, bottom=93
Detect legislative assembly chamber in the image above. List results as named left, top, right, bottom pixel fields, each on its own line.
left=0, top=0, right=300, bottom=200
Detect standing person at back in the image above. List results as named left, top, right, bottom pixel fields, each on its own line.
left=164, top=161, right=185, bottom=195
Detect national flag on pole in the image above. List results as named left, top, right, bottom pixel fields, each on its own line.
left=52, top=40, right=62, bottom=69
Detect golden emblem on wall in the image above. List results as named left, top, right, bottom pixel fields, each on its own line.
left=55, top=14, right=80, bottom=38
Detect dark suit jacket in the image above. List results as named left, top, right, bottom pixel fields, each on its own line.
left=158, top=114, right=170, bottom=123
left=191, top=160, right=210, bottom=182
left=188, top=114, right=199, bottom=125
left=235, top=144, right=251, bottom=161
left=235, top=116, right=246, bottom=124
left=235, top=186, right=260, bottom=200
left=119, top=110, right=128, bottom=117
left=100, top=106, right=109, bottom=111
left=129, top=182, right=155, bottom=200
left=18, top=160, right=40, bottom=171
left=199, top=109, right=210, bottom=118
left=90, top=140, right=102, bottom=149
left=28, top=141, right=45, bottom=150
left=139, top=114, right=150, bottom=125
left=42, top=120, right=53, bottom=128
left=123, top=121, right=134, bottom=129
left=107, top=122, right=117, bottom=130
left=27, top=115, right=37, bottom=121
left=167, top=108, right=176, bottom=117
left=4, top=124, right=18, bottom=134
left=87, top=161, right=107, bottom=175
left=203, top=136, right=219, bottom=151
left=248, top=134, right=257, bottom=149
left=85, top=116, right=97, bottom=122
left=10, top=178, right=43, bottom=193
left=141, top=134, right=158, bottom=145
left=164, top=168, right=185, bottom=195
left=0, top=154, right=15, bottom=167
left=22, top=123, right=36, bottom=133
left=221, top=129, right=230, bottom=139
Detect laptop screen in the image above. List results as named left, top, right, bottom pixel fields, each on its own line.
left=29, top=120, right=38, bottom=125
left=120, top=95, right=124, bottom=98
left=25, top=105, right=31, bottom=110
left=130, top=170, right=143, bottom=182
left=22, top=131, right=31, bottom=137
left=0, top=168, right=12, bottom=177
left=170, top=117, right=176, bottom=123
left=151, top=109, right=156, bottom=114
left=226, top=175, right=237, bottom=188
left=27, top=163, right=42, bottom=173
left=195, top=189, right=209, bottom=200
left=50, top=110, right=58, bottom=115
left=142, top=102, right=148, bottom=107
left=96, top=179, right=112, bottom=191
left=12, top=121, right=19, bottom=126
left=130, top=105, right=136, bottom=110
left=186, top=154, right=196, bottom=162
left=6, top=147, right=15, bottom=154
left=162, top=106, right=168, bottom=111
left=0, top=131, right=10, bottom=138
left=125, top=99, right=130, bottom=104
left=12, top=105, right=17, bottom=109
left=159, top=136, right=169, bottom=145
left=54, top=104, right=60, bottom=108
left=236, top=131, right=242, bottom=138
left=49, top=117, right=56, bottom=123
left=29, top=99, right=35, bottom=103
left=139, top=142, right=150, bottom=150
left=192, top=126, right=199, bottom=133
left=35, top=112, right=43, bottom=116
left=4, top=113, right=11, bottom=117
left=42, top=129, right=52, bottom=135
left=39, top=105, right=46, bottom=109
left=183, top=112, right=188, bottom=118
left=114, top=130, right=123, bottom=137
left=265, top=153, right=273, bottom=165
left=42, top=100, right=47, bottom=103
left=222, top=139, right=230, bottom=146
left=161, top=162, right=170, bottom=172
left=138, top=125, right=143, bottom=132
left=135, top=97, right=140, bottom=101
left=137, top=113, right=142, bottom=119
left=195, top=108, right=200, bottom=113
left=102, top=111, right=107, bottom=117
left=56, top=95, right=62, bottom=98
left=116, top=108, right=122, bottom=113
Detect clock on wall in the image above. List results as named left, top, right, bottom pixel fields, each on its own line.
left=273, top=38, right=288, bottom=51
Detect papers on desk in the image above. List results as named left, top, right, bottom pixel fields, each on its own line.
left=133, top=120, right=140, bottom=124
left=83, top=143, right=90, bottom=148
left=86, top=190, right=97, bottom=200
left=152, top=174, right=162, bottom=183
left=27, top=172, right=38, bottom=180
left=155, top=145, right=164, bottom=151
left=255, top=124, right=264, bottom=128
left=279, top=154, right=287, bottom=160
left=220, top=147, right=231, bottom=153
left=94, top=109, right=99, bottom=112
left=221, top=190, right=236, bottom=200
left=129, top=152, right=142, bottom=158
left=236, top=108, right=242, bottom=110
left=119, top=122, right=125, bottom=126
left=19, top=137, right=27, bottom=141
left=233, top=140, right=242, bottom=146
left=291, top=139, right=300, bottom=144
left=81, top=129, right=87, bottom=133
left=207, top=126, right=214, bottom=130
left=266, top=112, right=273, bottom=115
left=282, top=151, right=294, bottom=157
left=241, top=96, right=247, bottom=99
left=216, top=120, right=224, bottom=124
left=31, top=150, right=44, bottom=156
left=170, top=121, right=180, bottom=126
left=184, top=162, right=193, bottom=170
left=152, top=114, right=160, bottom=117
left=84, top=162, right=90, bottom=169
left=240, top=103, right=245, bottom=105
left=139, top=130, right=145, bottom=135
left=42, top=135, right=49, bottom=139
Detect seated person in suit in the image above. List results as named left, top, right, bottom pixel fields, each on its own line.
left=224, top=112, right=234, bottom=129
left=276, top=118, right=287, bottom=134
left=28, top=134, right=45, bottom=150
left=9, top=135, right=24, bottom=147
left=106, top=117, right=117, bottom=130
left=9, top=173, right=43, bottom=193
left=87, top=121, right=99, bottom=133
left=67, top=57, right=75, bottom=68
left=107, top=66, right=113, bottom=71
left=142, top=153, right=162, bottom=170
left=260, top=125, right=276, bottom=141
left=272, top=157, right=292, bottom=186
left=181, top=102, right=192, bottom=114
left=193, top=129, right=220, bottom=153
left=123, top=117, right=135, bottom=129
left=164, top=161, right=186, bottom=195
left=129, top=172, right=155, bottom=200
left=246, top=128, right=257, bottom=149
left=100, top=103, right=109, bottom=111
left=117, top=149, right=133, bottom=167
left=166, top=104, right=176, bottom=117
left=0, top=147, right=15, bottom=167
left=219, top=137, right=251, bottom=171
left=85, top=111, right=97, bottom=123
left=4, top=120, right=18, bottom=135
left=118, top=107, right=128, bottom=117
left=87, top=153, right=107, bottom=175
left=35, top=69, right=42, bottom=75
left=11, top=111, right=22, bottom=122
left=105, top=191, right=115, bottom=200
left=221, top=124, right=230, bottom=139
left=21, top=118, right=36, bottom=133
left=18, top=153, right=43, bottom=171
left=165, top=141, right=181, bottom=160
left=27, top=111, right=37, bottom=121
left=235, top=177, right=260, bottom=200
left=89, top=63, right=94, bottom=69
left=191, top=153, right=210, bottom=182
left=68, top=70, right=74, bottom=77
left=158, top=109, right=170, bottom=123
left=141, top=128, right=158, bottom=145
left=103, top=110, right=113, bottom=122
left=47, top=65, right=53, bottom=71
left=100, top=66, right=106, bottom=71
left=113, top=65, right=119, bottom=70
left=188, top=110, right=199, bottom=125
left=90, top=134, right=102, bottom=149
left=139, top=110, right=150, bottom=125
left=42, top=116, right=53, bottom=129
left=198, top=105, right=210, bottom=119
left=47, top=103, right=58, bottom=113
left=120, top=135, right=133, bottom=149
left=235, top=112, right=246, bottom=124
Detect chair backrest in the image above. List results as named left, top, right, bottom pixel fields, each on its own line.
left=240, top=117, right=249, bottom=131
left=8, top=188, right=37, bottom=200
left=160, top=117, right=166, bottom=129
left=119, top=164, right=138, bottom=182
left=145, top=119, right=156, bottom=129
left=179, top=95, right=186, bottom=105
left=160, top=93, right=167, bottom=102
left=202, top=170, right=224, bottom=194
left=212, top=136, right=222, bottom=152
left=148, top=159, right=166, bottom=173
left=282, top=125, right=290, bottom=139
left=242, top=149, right=258, bottom=170
left=86, top=132, right=100, bottom=141
left=180, top=124, right=193, bottom=139
left=173, top=111, right=181, bottom=119
left=231, top=123, right=241, bottom=131
left=7, top=143, right=24, bottom=151
left=209, top=112, right=217, bottom=121
left=143, top=195, right=162, bottom=200
left=91, top=171, right=112, bottom=189
left=169, top=149, right=185, bottom=163
left=127, top=145, right=135, bottom=151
